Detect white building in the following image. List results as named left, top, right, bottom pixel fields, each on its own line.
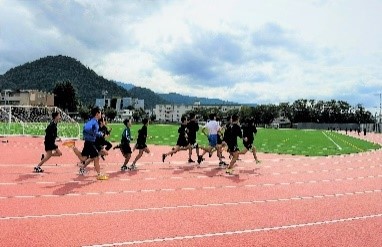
left=115, top=97, right=144, bottom=111
left=154, top=102, right=242, bottom=122
left=95, top=98, right=111, bottom=109
left=95, top=97, right=144, bottom=111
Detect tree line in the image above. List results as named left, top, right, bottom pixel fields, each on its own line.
left=53, top=80, right=375, bottom=124
left=187, top=99, right=375, bottom=125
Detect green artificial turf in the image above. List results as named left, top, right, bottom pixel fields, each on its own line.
left=1, top=122, right=380, bottom=156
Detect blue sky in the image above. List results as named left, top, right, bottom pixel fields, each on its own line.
left=0, top=0, right=381, bottom=113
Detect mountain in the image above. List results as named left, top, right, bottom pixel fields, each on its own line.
left=158, top=92, right=238, bottom=105
left=116, top=81, right=135, bottom=91
left=127, top=86, right=168, bottom=109
left=0, top=55, right=245, bottom=109
left=0, top=55, right=130, bottom=105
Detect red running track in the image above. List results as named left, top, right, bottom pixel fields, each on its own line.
left=0, top=134, right=381, bottom=247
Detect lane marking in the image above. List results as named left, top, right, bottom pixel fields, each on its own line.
left=322, top=131, right=342, bottom=150
left=1, top=189, right=381, bottom=221
left=2, top=174, right=381, bottom=199
left=82, top=213, right=382, bottom=246
left=1, top=164, right=381, bottom=186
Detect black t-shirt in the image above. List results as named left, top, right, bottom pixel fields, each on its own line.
left=186, top=120, right=199, bottom=142
left=224, top=123, right=242, bottom=147
left=45, top=121, right=57, bottom=144
left=137, top=125, right=147, bottom=144
left=242, top=123, right=257, bottom=142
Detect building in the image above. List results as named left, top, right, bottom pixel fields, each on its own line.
left=95, top=97, right=144, bottom=111
left=0, top=89, right=54, bottom=106
left=154, top=102, right=242, bottom=122
left=115, top=97, right=144, bottom=111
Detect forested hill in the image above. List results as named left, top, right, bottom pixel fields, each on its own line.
left=0, top=55, right=130, bottom=105
left=128, top=86, right=168, bottom=109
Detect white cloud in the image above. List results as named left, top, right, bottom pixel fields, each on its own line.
left=0, top=0, right=382, bottom=109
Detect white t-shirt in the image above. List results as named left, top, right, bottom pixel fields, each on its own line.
left=204, top=120, right=220, bottom=135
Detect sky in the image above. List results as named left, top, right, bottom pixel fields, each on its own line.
left=0, top=0, right=381, bottom=114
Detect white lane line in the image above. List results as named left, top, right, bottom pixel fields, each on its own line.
left=81, top=213, right=382, bottom=246
left=322, top=131, right=342, bottom=150
left=1, top=164, right=382, bottom=186
left=1, top=189, right=381, bottom=221
left=2, top=174, right=382, bottom=199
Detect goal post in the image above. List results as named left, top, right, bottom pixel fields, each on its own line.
left=0, top=105, right=81, bottom=139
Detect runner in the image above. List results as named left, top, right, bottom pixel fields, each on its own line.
left=34, top=111, right=62, bottom=173
left=223, top=115, right=242, bottom=175
left=119, top=118, right=133, bottom=171
left=63, top=107, right=108, bottom=180
left=239, top=117, right=261, bottom=164
left=186, top=112, right=200, bottom=163
left=197, top=113, right=223, bottom=165
left=129, top=118, right=150, bottom=170
left=162, top=116, right=191, bottom=162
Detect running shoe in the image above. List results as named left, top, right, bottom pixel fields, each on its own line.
left=256, top=160, right=261, bottom=164
left=79, top=167, right=86, bottom=175
left=225, top=168, right=234, bottom=175
left=62, top=140, right=75, bottom=148
left=197, top=155, right=204, bottom=164
left=219, top=161, right=227, bottom=167
left=97, top=174, right=109, bottom=180
left=34, top=166, right=44, bottom=173
left=121, top=165, right=128, bottom=171
left=188, top=158, right=195, bottom=163
left=128, top=164, right=137, bottom=170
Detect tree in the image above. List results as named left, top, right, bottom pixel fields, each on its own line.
left=78, top=106, right=91, bottom=121
left=53, top=80, right=77, bottom=112
left=104, top=107, right=117, bottom=121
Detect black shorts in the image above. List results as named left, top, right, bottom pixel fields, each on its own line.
left=188, top=139, right=198, bottom=148
left=81, top=141, right=99, bottom=159
left=44, top=142, right=58, bottom=151
left=176, top=138, right=189, bottom=147
left=121, top=143, right=132, bottom=155
left=217, top=135, right=223, bottom=145
left=227, top=145, right=239, bottom=153
left=243, top=140, right=253, bottom=150
left=135, top=143, right=147, bottom=150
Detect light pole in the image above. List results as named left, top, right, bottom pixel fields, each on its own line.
left=102, top=90, right=108, bottom=109
left=379, top=93, right=381, bottom=123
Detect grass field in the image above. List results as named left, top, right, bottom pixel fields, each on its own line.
left=106, top=124, right=381, bottom=156
left=1, top=122, right=380, bottom=156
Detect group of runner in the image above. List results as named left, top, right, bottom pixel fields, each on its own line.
left=34, top=107, right=260, bottom=179
left=162, top=112, right=260, bottom=175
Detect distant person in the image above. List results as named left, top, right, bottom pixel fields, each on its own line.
left=363, top=128, right=366, bottom=136
left=162, top=116, right=191, bottom=162
left=34, top=112, right=63, bottom=173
